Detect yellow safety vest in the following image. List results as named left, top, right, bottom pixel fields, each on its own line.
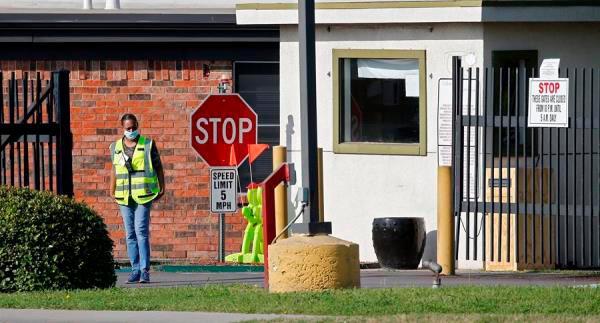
left=110, top=136, right=160, bottom=205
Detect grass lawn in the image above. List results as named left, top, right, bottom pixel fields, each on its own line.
left=0, top=285, right=599, bottom=317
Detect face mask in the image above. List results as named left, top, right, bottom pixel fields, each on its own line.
left=124, top=129, right=139, bottom=140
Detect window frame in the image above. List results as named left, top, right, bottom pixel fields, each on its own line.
left=332, top=49, right=427, bottom=156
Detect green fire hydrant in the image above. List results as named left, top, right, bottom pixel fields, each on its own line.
left=225, top=186, right=264, bottom=264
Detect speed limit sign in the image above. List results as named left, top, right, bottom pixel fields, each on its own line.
left=210, top=167, right=238, bottom=213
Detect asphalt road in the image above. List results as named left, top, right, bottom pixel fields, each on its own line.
left=1, top=270, right=598, bottom=323
left=116, top=269, right=600, bottom=289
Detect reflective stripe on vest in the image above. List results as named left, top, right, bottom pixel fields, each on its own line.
left=111, top=135, right=159, bottom=205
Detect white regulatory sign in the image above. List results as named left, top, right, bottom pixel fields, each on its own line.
left=528, top=78, right=569, bottom=128
left=210, top=167, right=238, bottom=213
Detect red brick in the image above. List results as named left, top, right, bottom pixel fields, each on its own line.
left=3, top=58, right=240, bottom=263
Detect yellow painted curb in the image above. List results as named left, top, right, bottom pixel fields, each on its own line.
left=268, top=235, right=360, bottom=292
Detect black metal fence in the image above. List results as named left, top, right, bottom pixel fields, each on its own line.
left=452, top=57, right=599, bottom=269
left=0, top=70, right=73, bottom=197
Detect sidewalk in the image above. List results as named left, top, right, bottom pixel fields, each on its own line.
left=0, top=309, right=318, bottom=323
left=116, top=269, right=600, bottom=289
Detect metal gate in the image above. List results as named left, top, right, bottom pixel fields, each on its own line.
left=0, top=70, right=73, bottom=197
left=452, top=57, right=600, bottom=269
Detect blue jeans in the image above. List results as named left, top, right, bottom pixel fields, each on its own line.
left=119, top=200, right=152, bottom=272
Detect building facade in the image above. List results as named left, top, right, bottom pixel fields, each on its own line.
left=236, top=0, right=600, bottom=269
left=0, top=3, right=280, bottom=262
left=1, top=0, right=599, bottom=268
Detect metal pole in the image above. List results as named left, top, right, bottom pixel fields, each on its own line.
left=292, top=0, right=331, bottom=235
left=219, top=213, right=225, bottom=262
left=273, top=146, right=289, bottom=239
left=54, top=69, right=73, bottom=197
left=317, top=147, right=324, bottom=222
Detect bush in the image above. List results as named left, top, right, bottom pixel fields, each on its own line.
left=0, top=187, right=116, bottom=292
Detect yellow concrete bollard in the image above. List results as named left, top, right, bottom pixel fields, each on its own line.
left=273, top=146, right=288, bottom=240
left=437, top=166, right=455, bottom=275
left=268, top=235, right=360, bottom=292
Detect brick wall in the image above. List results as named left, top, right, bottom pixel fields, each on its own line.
left=0, top=60, right=245, bottom=263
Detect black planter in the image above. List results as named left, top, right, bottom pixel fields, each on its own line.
left=372, top=217, right=426, bottom=269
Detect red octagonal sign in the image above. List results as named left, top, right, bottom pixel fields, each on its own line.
left=190, top=94, right=257, bottom=167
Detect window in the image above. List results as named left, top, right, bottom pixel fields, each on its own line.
left=333, top=49, right=427, bottom=155
left=234, top=61, right=279, bottom=190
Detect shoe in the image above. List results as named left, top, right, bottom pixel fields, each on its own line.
left=140, top=270, right=150, bottom=283
left=126, top=270, right=140, bottom=284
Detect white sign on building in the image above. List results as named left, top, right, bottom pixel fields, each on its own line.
left=528, top=78, right=569, bottom=128
left=210, top=167, right=238, bottom=213
left=437, top=78, right=479, bottom=200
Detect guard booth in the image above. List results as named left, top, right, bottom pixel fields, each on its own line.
left=452, top=56, right=600, bottom=270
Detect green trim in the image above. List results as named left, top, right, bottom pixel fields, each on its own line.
left=332, top=49, right=427, bottom=156
left=237, top=1, right=482, bottom=10
left=116, top=265, right=264, bottom=273
left=157, top=265, right=264, bottom=273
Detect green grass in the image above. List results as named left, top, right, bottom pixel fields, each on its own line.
left=245, top=314, right=600, bottom=322
left=1, top=285, right=599, bottom=316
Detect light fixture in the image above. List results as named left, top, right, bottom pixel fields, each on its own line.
left=218, top=74, right=231, bottom=94
left=203, top=64, right=210, bottom=78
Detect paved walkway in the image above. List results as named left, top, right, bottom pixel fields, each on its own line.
left=116, top=269, right=600, bottom=288
left=0, top=309, right=317, bottom=323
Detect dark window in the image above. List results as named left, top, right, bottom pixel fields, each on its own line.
left=491, top=50, right=538, bottom=157
left=234, top=62, right=279, bottom=190
left=339, top=58, right=421, bottom=144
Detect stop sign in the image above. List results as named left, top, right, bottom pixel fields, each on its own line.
left=190, top=94, right=257, bottom=167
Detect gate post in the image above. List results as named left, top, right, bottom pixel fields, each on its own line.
left=54, top=69, right=73, bottom=197
left=437, top=166, right=455, bottom=275
left=273, top=146, right=289, bottom=240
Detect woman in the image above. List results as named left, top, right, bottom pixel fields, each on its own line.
left=110, top=114, right=165, bottom=283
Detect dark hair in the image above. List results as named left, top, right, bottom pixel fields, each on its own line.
left=120, top=113, right=138, bottom=125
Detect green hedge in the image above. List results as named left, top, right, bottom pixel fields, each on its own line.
left=0, top=187, right=116, bottom=292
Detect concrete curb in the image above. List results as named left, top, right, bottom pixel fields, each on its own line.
left=0, top=309, right=319, bottom=323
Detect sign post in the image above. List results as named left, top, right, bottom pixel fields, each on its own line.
left=190, top=94, right=258, bottom=262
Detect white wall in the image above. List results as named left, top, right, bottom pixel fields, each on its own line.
left=280, top=23, right=484, bottom=263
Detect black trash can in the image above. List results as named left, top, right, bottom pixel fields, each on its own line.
left=372, top=217, right=426, bottom=269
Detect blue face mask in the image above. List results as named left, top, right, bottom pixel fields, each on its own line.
left=124, top=129, right=139, bottom=140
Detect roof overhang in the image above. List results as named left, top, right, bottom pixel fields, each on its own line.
left=236, top=1, right=600, bottom=24
left=0, top=10, right=279, bottom=43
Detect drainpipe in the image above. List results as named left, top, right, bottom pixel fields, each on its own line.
left=83, top=0, right=92, bottom=9
left=105, top=0, right=120, bottom=10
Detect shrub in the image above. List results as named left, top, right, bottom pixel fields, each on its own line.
left=0, top=187, right=116, bottom=292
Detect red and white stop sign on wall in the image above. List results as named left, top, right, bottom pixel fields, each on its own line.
left=190, top=94, right=257, bottom=167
